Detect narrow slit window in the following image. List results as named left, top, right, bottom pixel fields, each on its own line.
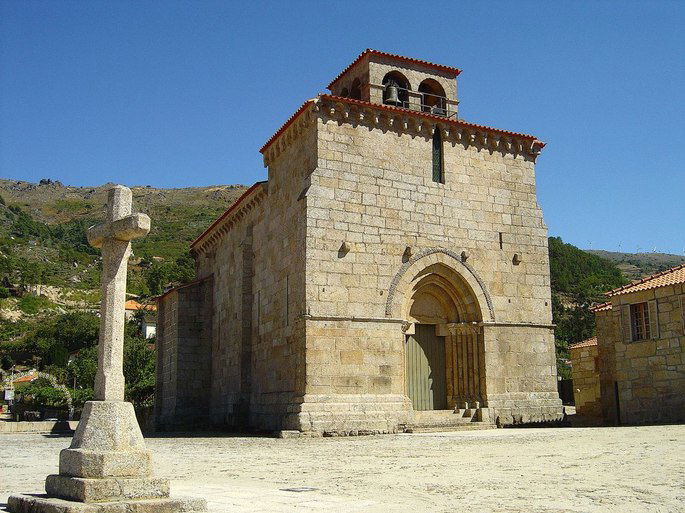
left=432, top=128, right=444, bottom=183
left=285, top=276, right=289, bottom=327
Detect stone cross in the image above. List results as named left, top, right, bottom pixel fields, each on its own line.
left=87, top=185, right=150, bottom=401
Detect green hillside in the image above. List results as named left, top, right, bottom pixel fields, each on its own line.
left=0, top=179, right=248, bottom=296
left=587, top=249, right=685, bottom=280
left=548, top=237, right=628, bottom=378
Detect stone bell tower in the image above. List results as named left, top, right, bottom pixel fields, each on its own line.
left=327, top=49, right=460, bottom=117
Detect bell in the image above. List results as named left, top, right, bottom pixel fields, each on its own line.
left=384, top=84, right=400, bottom=105
left=431, top=104, right=446, bottom=116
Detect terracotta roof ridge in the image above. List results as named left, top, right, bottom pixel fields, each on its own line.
left=327, top=49, right=462, bottom=90
left=605, top=263, right=685, bottom=296
left=259, top=99, right=315, bottom=154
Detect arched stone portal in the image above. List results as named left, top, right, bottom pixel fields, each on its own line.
left=390, top=252, right=490, bottom=412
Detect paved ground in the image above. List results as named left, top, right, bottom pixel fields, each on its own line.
left=1, top=425, right=683, bottom=512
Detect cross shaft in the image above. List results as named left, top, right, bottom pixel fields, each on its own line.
left=88, top=186, right=150, bottom=401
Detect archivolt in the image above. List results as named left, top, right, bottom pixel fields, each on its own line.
left=385, top=248, right=495, bottom=321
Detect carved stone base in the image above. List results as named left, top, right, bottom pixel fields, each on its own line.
left=7, top=494, right=206, bottom=513
left=45, top=475, right=169, bottom=503
left=6, top=401, right=206, bottom=512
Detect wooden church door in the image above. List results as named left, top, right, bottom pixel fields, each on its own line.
left=405, top=324, right=447, bottom=410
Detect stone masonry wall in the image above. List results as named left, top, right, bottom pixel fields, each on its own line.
left=570, top=344, right=602, bottom=421
left=298, top=101, right=560, bottom=429
left=192, top=124, right=315, bottom=431
left=600, top=285, right=685, bottom=424
left=248, top=124, right=314, bottom=430
left=155, top=278, right=213, bottom=430
left=596, top=308, right=619, bottom=424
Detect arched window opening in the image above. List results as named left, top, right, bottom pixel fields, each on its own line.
left=340, top=87, right=349, bottom=98
left=382, top=71, right=410, bottom=108
left=350, top=78, right=362, bottom=100
left=419, top=79, right=447, bottom=115
left=432, top=127, right=444, bottom=184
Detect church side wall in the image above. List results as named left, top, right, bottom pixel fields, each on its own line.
left=155, top=290, right=177, bottom=428
left=197, top=125, right=314, bottom=431
left=197, top=214, right=259, bottom=427
left=155, top=279, right=213, bottom=430
left=299, top=111, right=560, bottom=430
left=250, top=125, right=314, bottom=431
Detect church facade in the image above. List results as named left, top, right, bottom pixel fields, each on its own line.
left=155, top=50, right=563, bottom=434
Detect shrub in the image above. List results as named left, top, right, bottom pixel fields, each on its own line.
left=71, top=387, right=94, bottom=408
left=17, top=295, right=54, bottom=314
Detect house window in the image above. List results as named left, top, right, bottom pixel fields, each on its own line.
left=622, top=299, right=659, bottom=342
left=630, top=302, right=651, bottom=341
left=432, top=128, right=444, bottom=183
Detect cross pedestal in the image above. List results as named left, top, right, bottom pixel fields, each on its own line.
left=8, top=186, right=206, bottom=513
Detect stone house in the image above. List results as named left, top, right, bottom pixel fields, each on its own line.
left=154, top=49, right=562, bottom=434
left=592, top=264, right=685, bottom=425
left=569, top=337, right=601, bottom=422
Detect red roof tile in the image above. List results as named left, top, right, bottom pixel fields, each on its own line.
left=125, top=299, right=156, bottom=312
left=569, top=337, right=598, bottom=350
left=327, top=49, right=462, bottom=90
left=13, top=373, right=38, bottom=384
left=590, top=301, right=612, bottom=312
left=606, top=264, right=685, bottom=297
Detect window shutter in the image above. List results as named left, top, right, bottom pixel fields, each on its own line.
left=620, top=304, right=633, bottom=343
left=648, top=299, right=659, bottom=339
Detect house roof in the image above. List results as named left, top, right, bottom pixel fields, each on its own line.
left=327, top=49, right=462, bottom=90
left=605, top=264, right=685, bottom=297
left=13, top=373, right=38, bottom=384
left=569, top=337, right=598, bottom=350
left=124, top=299, right=156, bottom=312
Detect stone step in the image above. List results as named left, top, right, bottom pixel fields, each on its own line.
left=8, top=494, right=206, bottom=513
left=406, top=423, right=496, bottom=433
left=408, top=409, right=496, bottom=432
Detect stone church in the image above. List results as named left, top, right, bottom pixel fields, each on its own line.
left=155, top=49, right=562, bottom=434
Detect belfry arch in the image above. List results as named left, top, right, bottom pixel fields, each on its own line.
left=387, top=250, right=492, bottom=411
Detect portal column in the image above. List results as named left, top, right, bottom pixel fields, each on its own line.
left=447, top=323, right=484, bottom=408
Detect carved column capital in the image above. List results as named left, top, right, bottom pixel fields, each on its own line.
left=446, top=322, right=483, bottom=336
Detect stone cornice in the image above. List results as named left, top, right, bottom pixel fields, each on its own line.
left=190, top=184, right=268, bottom=256
left=259, top=94, right=545, bottom=168
left=261, top=101, right=317, bottom=167
left=316, top=95, right=545, bottom=160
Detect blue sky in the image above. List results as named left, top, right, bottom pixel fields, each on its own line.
left=1, top=1, right=683, bottom=254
